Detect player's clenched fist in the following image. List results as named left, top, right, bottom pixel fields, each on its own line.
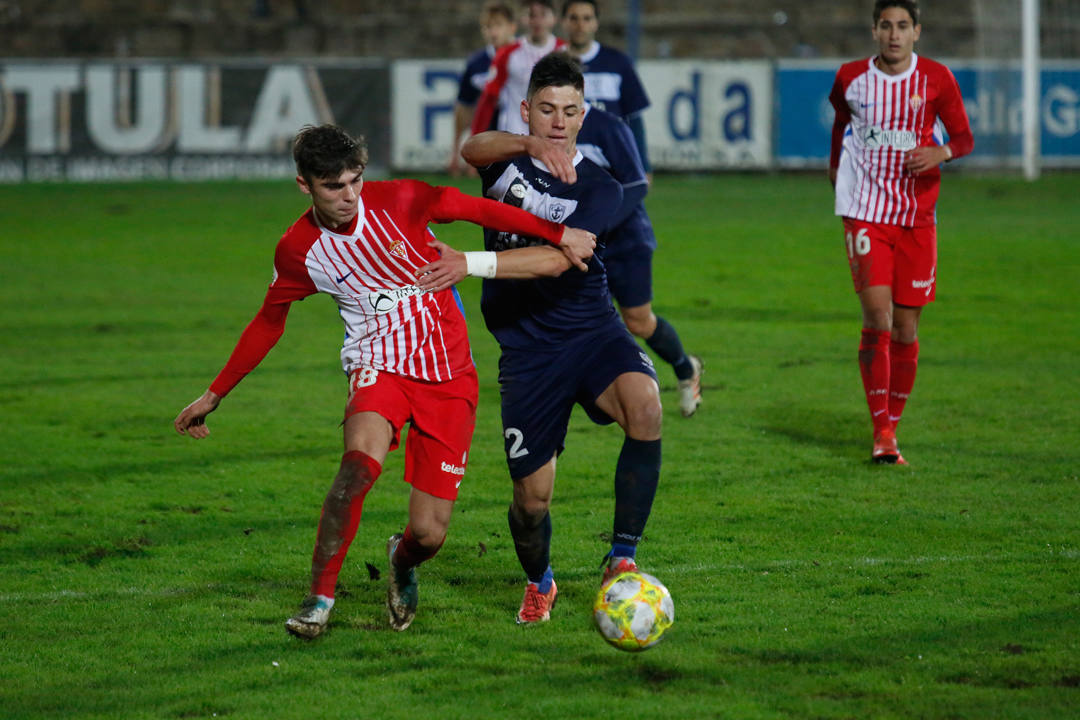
left=174, top=390, right=221, bottom=439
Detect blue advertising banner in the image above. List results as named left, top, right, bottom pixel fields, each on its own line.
left=777, top=60, right=1080, bottom=168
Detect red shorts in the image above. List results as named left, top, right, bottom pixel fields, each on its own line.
left=345, top=366, right=478, bottom=501
left=842, top=218, right=937, bottom=306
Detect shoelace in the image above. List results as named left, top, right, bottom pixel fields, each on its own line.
left=520, top=586, right=548, bottom=619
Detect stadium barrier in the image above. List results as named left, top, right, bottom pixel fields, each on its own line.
left=0, top=58, right=1076, bottom=182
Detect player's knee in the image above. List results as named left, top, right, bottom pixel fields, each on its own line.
left=624, top=393, right=663, bottom=440
left=623, top=317, right=649, bottom=338
left=327, top=454, right=376, bottom=505
left=891, top=313, right=919, bottom=343
left=510, top=495, right=550, bottom=526
left=620, top=308, right=654, bottom=338
left=863, top=309, right=892, bottom=331
left=409, top=522, right=448, bottom=550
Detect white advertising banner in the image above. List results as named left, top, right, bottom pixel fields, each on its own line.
left=390, top=60, right=463, bottom=171
left=637, top=61, right=772, bottom=169
left=390, top=59, right=773, bottom=172
left=0, top=59, right=389, bottom=182
left=0, top=58, right=773, bottom=181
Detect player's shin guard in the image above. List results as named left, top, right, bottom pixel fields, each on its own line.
left=508, top=504, right=552, bottom=587
left=888, top=338, right=919, bottom=430
left=646, top=316, right=694, bottom=381
left=858, top=329, right=892, bottom=435
left=310, top=450, right=381, bottom=598
left=392, top=524, right=443, bottom=571
left=612, top=437, right=661, bottom=557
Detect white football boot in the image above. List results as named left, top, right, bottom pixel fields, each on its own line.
left=678, top=355, right=704, bottom=417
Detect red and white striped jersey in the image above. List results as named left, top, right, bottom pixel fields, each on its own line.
left=471, top=35, right=566, bottom=136
left=829, top=54, right=973, bottom=227
left=209, top=180, right=564, bottom=397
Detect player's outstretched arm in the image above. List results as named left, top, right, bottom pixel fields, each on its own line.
left=174, top=390, right=221, bottom=439
left=426, top=187, right=593, bottom=269
left=462, top=132, right=577, bottom=184
left=415, top=239, right=572, bottom=293
left=174, top=297, right=293, bottom=440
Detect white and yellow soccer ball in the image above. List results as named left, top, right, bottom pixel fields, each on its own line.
left=593, top=571, right=674, bottom=652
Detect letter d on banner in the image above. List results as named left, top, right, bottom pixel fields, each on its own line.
left=668, top=71, right=700, bottom=141
left=423, top=70, right=457, bottom=142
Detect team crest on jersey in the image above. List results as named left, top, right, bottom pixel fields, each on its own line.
left=909, top=94, right=924, bottom=112
left=548, top=202, right=567, bottom=222
left=387, top=238, right=408, bottom=260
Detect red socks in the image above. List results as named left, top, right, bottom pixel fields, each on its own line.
left=858, top=329, right=892, bottom=435
left=310, top=450, right=382, bottom=598
left=859, top=330, right=920, bottom=435
left=888, top=338, right=919, bottom=429
left=393, top=524, right=444, bottom=571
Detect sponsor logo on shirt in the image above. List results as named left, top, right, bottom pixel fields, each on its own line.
left=862, top=126, right=917, bottom=151
left=508, top=181, right=528, bottom=204
left=367, top=285, right=423, bottom=313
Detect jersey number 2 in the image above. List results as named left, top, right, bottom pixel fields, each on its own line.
left=504, top=427, right=530, bottom=459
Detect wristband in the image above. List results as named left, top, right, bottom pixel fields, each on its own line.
left=464, top=251, right=497, bottom=278
left=942, top=144, right=953, bottom=161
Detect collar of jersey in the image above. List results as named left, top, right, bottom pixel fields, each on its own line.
left=869, top=52, right=919, bottom=83
left=525, top=34, right=559, bottom=52
left=531, top=151, right=583, bottom=174
left=578, top=41, right=601, bottom=63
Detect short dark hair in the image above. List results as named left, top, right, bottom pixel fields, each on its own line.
left=561, top=0, right=597, bottom=18
left=523, top=0, right=554, bottom=11
left=483, top=0, right=515, bottom=23
left=873, top=0, right=919, bottom=25
left=527, top=51, right=584, bottom=98
left=292, top=124, right=368, bottom=181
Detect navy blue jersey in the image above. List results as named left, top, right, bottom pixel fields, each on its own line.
left=457, top=46, right=496, bottom=106
left=577, top=42, right=650, bottom=119
left=478, top=153, right=624, bottom=349
left=576, top=105, right=656, bottom=256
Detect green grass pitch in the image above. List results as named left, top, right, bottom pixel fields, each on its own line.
left=1, top=171, right=1078, bottom=719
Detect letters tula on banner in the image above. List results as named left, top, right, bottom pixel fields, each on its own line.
left=0, top=64, right=332, bottom=155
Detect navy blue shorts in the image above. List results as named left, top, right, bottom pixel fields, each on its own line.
left=604, top=247, right=654, bottom=309
left=497, top=325, right=658, bottom=480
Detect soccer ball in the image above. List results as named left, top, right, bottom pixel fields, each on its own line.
left=593, top=571, right=674, bottom=652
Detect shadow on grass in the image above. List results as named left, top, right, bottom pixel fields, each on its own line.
left=757, top=407, right=864, bottom=459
